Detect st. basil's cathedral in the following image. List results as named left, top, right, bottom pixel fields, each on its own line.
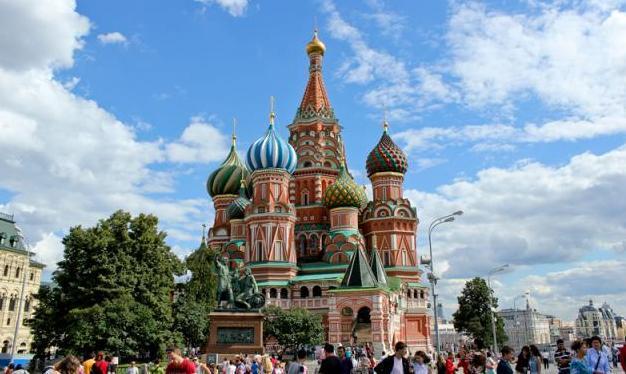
left=204, top=31, right=431, bottom=354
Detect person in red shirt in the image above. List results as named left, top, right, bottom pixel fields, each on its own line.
left=165, top=346, right=197, bottom=374
left=446, top=352, right=456, bottom=374
left=457, top=351, right=470, bottom=374
left=91, top=352, right=109, bottom=374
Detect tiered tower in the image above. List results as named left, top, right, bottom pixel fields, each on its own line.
left=288, top=31, right=344, bottom=260
left=205, top=130, right=250, bottom=249
left=361, top=120, right=419, bottom=281
left=244, top=103, right=299, bottom=281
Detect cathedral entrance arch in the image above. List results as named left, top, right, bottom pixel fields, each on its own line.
left=353, top=306, right=373, bottom=344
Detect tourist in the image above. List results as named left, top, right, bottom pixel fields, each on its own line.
left=165, top=346, right=197, bottom=374
left=470, top=353, right=485, bottom=374
left=127, top=362, right=139, bottom=374
left=91, top=353, right=109, bottom=374
left=234, top=357, right=245, bottom=374
left=373, top=341, right=410, bottom=374
left=445, top=353, right=456, bottom=374
left=458, top=350, right=470, bottom=374
left=83, top=353, right=96, bottom=374
left=53, top=356, right=83, bottom=374
left=319, top=344, right=342, bottom=374
left=496, top=347, right=514, bottom=374
left=570, top=340, right=593, bottom=374
left=12, top=365, right=28, bottom=374
left=436, top=354, right=447, bottom=374
left=515, top=346, right=530, bottom=374
left=151, top=359, right=165, bottom=374
left=485, top=352, right=497, bottom=374
left=412, top=351, right=430, bottom=374
left=556, top=339, right=572, bottom=374
left=5, top=364, right=14, bottom=374
left=337, top=345, right=353, bottom=374
left=528, top=346, right=542, bottom=374
left=251, top=356, right=260, bottom=374
left=287, top=350, right=307, bottom=374
left=585, top=336, right=611, bottom=374
left=541, top=351, right=549, bottom=371
left=261, top=355, right=273, bottom=374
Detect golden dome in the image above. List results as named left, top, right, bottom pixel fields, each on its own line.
left=306, top=30, right=326, bottom=55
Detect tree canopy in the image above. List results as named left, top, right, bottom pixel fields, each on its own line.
left=30, top=210, right=184, bottom=360
left=262, top=305, right=325, bottom=352
left=452, top=277, right=507, bottom=349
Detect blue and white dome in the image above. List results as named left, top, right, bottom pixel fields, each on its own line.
left=246, top=123, right=297, bottom=174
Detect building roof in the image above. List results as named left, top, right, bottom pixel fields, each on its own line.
left=366, top=123, right=409, bottom=177
left=206, top=134, right=250, bottom=197
left=323, top=163, right=367, bottom=209
left=341, top=247, right=379, bottom=288
left=246, top=120, right=298, bottom=174
left=369, top=247, right=388, bottom=287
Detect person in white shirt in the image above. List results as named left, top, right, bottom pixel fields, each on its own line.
left=374, top=341, right=409, bottom=374
left=126, top=362, right=139, bottom=374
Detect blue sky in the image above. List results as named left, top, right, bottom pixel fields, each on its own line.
left=1, top=0, right=625, bottom=321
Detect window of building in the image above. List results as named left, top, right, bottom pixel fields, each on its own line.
left=257, top=207, right=265, bottom=214
left=24, top=298, right=30, bottom=312
left=280, top=288, right=289, bottom=299
left=1, top=340, right=7, bottom=353
left=302, top=192, right=309, bottom=206
left=269, top=288, right=277, bottom=298
left=30, top=272, right=34, bottom=281
left=420, top=290, right=425, bottom=299
left=6, top=318, right=10, bottom=326
left=303, top=161, right=312, bottom=168
left=0, top=297, right=3, bottom=310
left=8, top=298, right=17, bottom=312
left=312, top=286, right=322, bottom=297
left=15, top=267, right=20, bottom=279
left=3, top=265, right=8, bottom=277
left=300, top=286, right=309, bottom=299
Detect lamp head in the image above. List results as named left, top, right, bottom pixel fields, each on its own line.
left=443, top=217, right=455, bottom=223
left=453, top=210, right=463, bottom=216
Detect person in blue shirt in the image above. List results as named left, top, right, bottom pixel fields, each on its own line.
left=570, top=340, right=593, bottom=374
left=585, top=336, right=611, bottom=374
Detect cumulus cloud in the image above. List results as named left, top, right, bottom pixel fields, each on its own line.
left=0, top=0, right=89, bottom=71
left=166, top=117, right=231, bottom=163
left=195, top=0, right=249, bottom=17
left=406, top=144, right=626, bottom=280
left=97, top=32, right=128, bottom=45
left=0, top=0, right=223, bottom=275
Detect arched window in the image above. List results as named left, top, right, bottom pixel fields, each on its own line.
left=8, top=298, right=16, bottom=312
left=323, top=161, right=331, bottom=168
left=308, top=235, right=318, bottom=253
left=312, top=286, right=322, bottom=297
left=413, top=290, right=418, bottom=299
left=303, top=161, right=312, bottom=168
left=280, top=288, right=289, bottom=299
left=3, top=265, right=8, bottom=277
left=0, top=296, right=4, bottom=310
left=15, top=267, right=20, bottom=279
left=17, top=342, right=26, bottom=354
left=298, top=235, right=307, bottom=256
left=270, top=288, right=277, bottom=299
left=302, top=192, right=309, bottom=206
left=1, top=340, right=8, bottom=353
left=407, top=290, right=412, bottom=298
left=420, top=290, right=425, bottom=299
left=300, top=286, right=309, bottom=299
left=24, top=298, right=31, bottom=312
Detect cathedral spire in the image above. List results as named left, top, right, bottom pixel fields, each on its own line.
left=297, top=30, right=333, bottom=121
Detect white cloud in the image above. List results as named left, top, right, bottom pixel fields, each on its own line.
left=0, top=0, right=89, bottom=71
left=406, top=144, right=626, bottom=280
left=195, top=0, right=249, bottom=17
left=97, top=32, right=127, bottom=45
left=0, top=0, right=221, bottom=276
left=166, top=117, right=230, bottom=163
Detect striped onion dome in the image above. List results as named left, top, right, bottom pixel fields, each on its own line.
left=323, top=162, right=367, bottom=209
left=206, top=136, right=250, bottom=197
left=226, top=180, right=250, bottom=220
left=366, top=121, right=408, bottom=177
left=246, top=115, right=297, bottom=174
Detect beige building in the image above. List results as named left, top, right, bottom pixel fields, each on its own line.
left=0, top=212, right=44, bottom=355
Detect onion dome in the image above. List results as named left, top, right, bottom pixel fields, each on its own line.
left=246, top=99, right=298, bottom=174
left=207, top=131, right=250, bottom=197
left=366, top=120, right=408, bottom=177
left=306, top=30, right=326, bottom=55
left=226, top=180, right=250, bottom=220
left=323, top=162, right=368, bottom=209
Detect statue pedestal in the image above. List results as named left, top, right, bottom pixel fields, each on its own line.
left=206, top=311, right=265, bottom=355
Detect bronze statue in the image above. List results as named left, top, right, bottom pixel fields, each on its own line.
left=215, top=256, right=265, bottom=310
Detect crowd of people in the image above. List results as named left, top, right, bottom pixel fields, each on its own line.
left=9, top=336, right=626, bottom=374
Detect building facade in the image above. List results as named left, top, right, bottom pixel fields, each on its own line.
left=0, top=212, right=44, bottom=356
left=575, top=300, right=618, bottom=340
left=498, top=304, right=551, bottom=350
left=204, top=32, right=431, bottom=354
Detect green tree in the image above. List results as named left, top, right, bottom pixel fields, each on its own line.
left=30, top=210, right=184, bottom=359
left=452, top=277, right=507, bottom=349
left=262, top=305, right=325, bottom=353
left=172, top=239, right=218, bottom=349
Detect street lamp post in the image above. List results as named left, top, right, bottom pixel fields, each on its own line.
left=487, top=264, right=509, bottom=356
left=427, top=210, right=463, bottom=355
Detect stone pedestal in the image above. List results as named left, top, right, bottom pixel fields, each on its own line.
left=206, top=311, right=265, bottom=355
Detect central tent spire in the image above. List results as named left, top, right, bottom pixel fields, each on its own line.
left=296, top=30, right=333, bottom=121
